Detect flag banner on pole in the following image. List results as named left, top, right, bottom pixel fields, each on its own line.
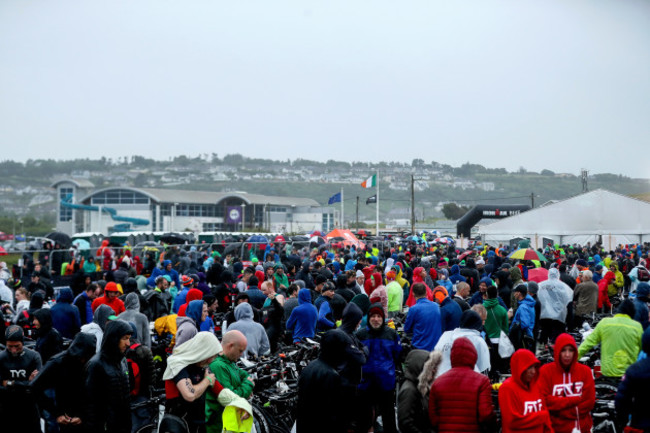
left=366, top=195, right=377, bottom=205
left=361, top=174, right=377, bottom=188
left=328, top=192, right=342, bottom=205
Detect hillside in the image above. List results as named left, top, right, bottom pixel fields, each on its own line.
left=0, top=156, right=648, bottom=228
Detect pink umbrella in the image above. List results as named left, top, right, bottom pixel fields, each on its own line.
left=527, top=267, right=548, bottom=283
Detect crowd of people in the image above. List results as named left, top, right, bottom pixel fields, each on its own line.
left=1, top=238, right=650, bottom=433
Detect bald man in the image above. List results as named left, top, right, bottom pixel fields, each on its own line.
left=205, top=331, right=254, bottom=433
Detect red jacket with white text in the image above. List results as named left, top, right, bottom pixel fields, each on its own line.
left=498, top=349, right=553, bottom=433
left=538, top=333, right=595, bottom=433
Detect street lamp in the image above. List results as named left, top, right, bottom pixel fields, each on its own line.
left=241, top=204, right=246, bottom=232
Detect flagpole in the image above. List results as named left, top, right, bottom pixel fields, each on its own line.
left=341, top=187, right=344, bottom=228
left=375, top=171, right=379, bottom=236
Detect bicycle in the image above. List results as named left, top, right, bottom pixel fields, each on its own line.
left=130, top=393, right=167, bottom=433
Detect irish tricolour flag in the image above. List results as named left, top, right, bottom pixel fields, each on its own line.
left=361, top=174, right=376, bottom=188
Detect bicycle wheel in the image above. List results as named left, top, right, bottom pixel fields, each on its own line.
left=135, top=423, right=158, bottom=433
left=595, top=383, right=618, bottom=399
left=253, top=404, right=273, bottom=433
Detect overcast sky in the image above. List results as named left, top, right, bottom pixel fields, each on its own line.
left=1, top=0, right=649, bottom=178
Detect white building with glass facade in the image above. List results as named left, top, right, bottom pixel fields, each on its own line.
left=52, top=179, right=336, bottom=235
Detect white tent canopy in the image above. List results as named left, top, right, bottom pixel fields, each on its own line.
left=478, top=189, right=650, bottom=248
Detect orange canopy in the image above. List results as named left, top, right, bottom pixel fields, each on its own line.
left=326, top=229, right=364, bottom=248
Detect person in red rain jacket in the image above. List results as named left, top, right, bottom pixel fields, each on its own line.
left=362, top=266, right=376, bottom=296
left=91, top=282, right=126, bottom=315
left=597, top=272, right=615, bottom=313
left=538, top=333, right=595, bottom=433
left=429, top=337, right=497, bottom=433
left=499, top=349, right=553, bottom=433
left=178, top=289, right=204, bottom=317
left=406, top=267, right=433, bottom=307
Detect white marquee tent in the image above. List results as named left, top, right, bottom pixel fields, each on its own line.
left=478, top=189, right=650, bottom=248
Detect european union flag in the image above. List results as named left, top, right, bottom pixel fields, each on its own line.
left=328, top=192, right=342, bottom=205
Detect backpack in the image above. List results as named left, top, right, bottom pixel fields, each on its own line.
left=638, top=267, right=650, bottom=282
left=126, top=343, right=142, bottom=396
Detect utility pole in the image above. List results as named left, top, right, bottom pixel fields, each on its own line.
left=411, top=175, right=415, bottom=235
left=530, top=192, right=535, bottom=209
left=356, top=196, right=359, bottom=231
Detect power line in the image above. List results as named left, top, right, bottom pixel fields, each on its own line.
left=333, top=194, right=534, bottom=203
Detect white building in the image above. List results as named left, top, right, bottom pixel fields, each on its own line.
left=52, top=179, right=335, bottom=235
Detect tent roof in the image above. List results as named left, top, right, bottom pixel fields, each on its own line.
left=326, top=229, right=363, bottom=248
left=479, top=189, right=650, bottom=236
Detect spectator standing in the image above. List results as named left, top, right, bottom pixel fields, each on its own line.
left=33, top=308, right=64, bottom=363
left=404, top=283, right=442, bottom=351
left=296, top=330, right=348, bottom=433
left=50, top=288, right=81, bottom=339
left=434, top=310, right=491, bottom=376
left=31, top=333, right=97, bottom=433
left=537, top=268, right=573, bottom=345
left=85, top=319, right=133, bottom=433
left=578, top=300, right=642, bottom=378
left=499, top=349, right=553, bottom=433
left=538, top=333, right=595, bottom=433
left=286, top=288, right=318, bottom=342
left=206, top=330, right=255, bottom=433
left=356, top=303, right=401, bottom=433
left=616, top=327, right=650, bottom=431
left=397, top=350, right=439, bottom=433
left=73, top=283, right=98, bottom=325
left=572, top=270, right=598, bottom=328
left=91, top=281, right=126, bottom=315
left=633, top=282, right=650, bottom=330
left=117, top=292, right=151, bottom=347
left=225, top=303, right=270, bottom=358
left=429, top=337, right=496, bottom=433
left=0, top=326, right=42, bottom=433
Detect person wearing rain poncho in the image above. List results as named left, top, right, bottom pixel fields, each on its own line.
left=537, top=268, right=574, bottom=346
left=163, top=332, right=253, bottom=433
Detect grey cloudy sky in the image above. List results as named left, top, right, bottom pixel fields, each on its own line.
left=1, top=0, right=649, bottom=178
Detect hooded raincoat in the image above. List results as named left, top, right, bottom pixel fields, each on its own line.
left=286, top=288, right=318, bottom=342
left=537, top=268, right=573, bottom=323
left=81, top=304, right=114, bottom=353
left=538, top=333, right=595, bottom=433
left=33, top=308, right=64, bottom=363
left=405, top=267, right=433, bottom=307
left=85, top=319, right=134, bottom=433
left=118, top=293, right=151, bottom=347
left=175, top=300, right=204, bottom=348
left=50, top=288, right=81, bottom=339
left=397, top=350, right=434, bottom=433
left=498, top=349, right=553, bottom=433
left=296, top=330, right=349, bottom=433
left=225, top=303, right=270, bottom=357
left=31, top=333, right=97, bottom=429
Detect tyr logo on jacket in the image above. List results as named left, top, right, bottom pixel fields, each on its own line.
left=523, top=399, right=543, bottom=415
left=552, top=381, right=583, bottom=397
left=9, top=369, right=27, bottom=379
